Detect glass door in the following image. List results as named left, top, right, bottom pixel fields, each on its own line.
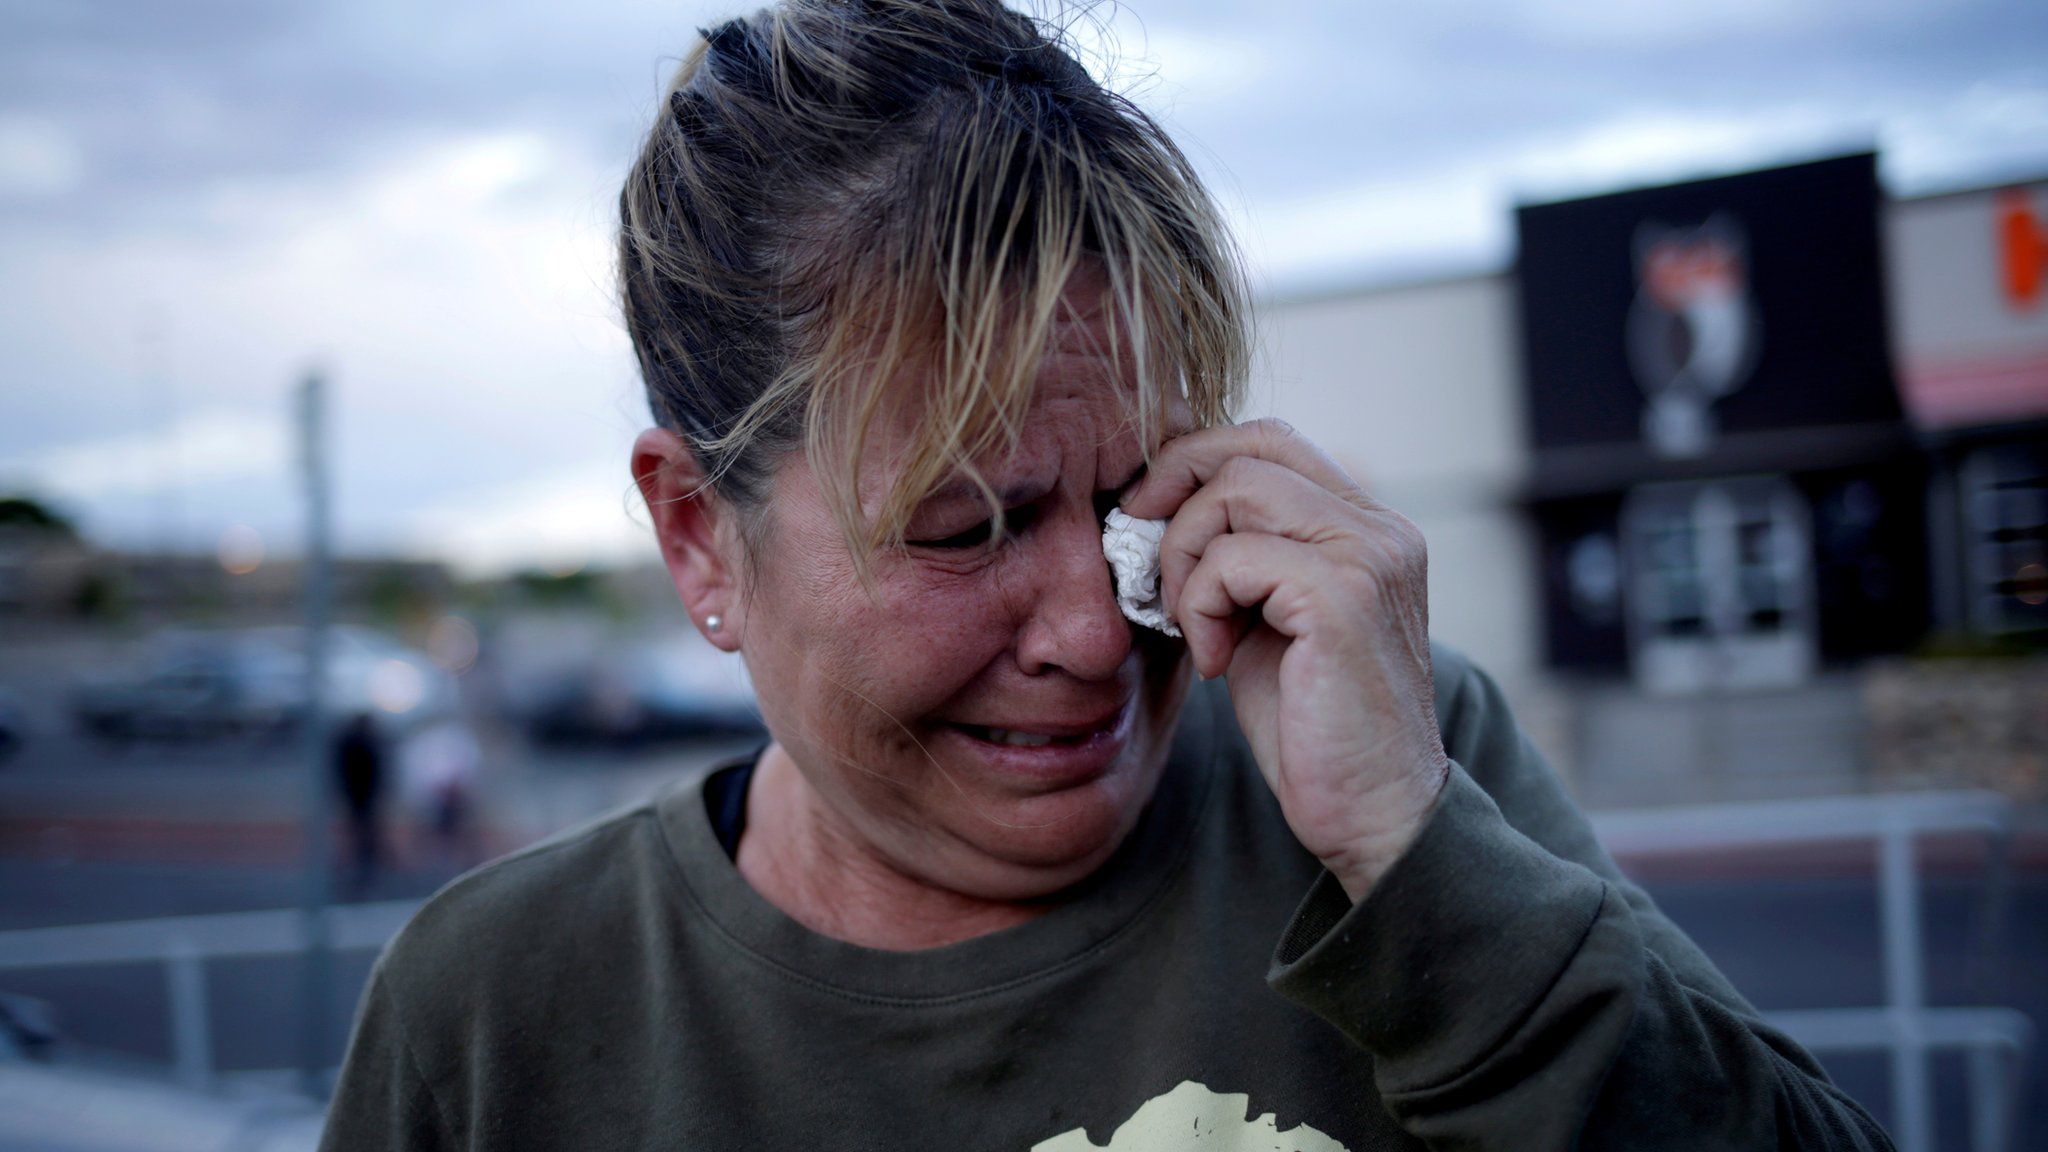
left=1622, top=476, right=1816, bottom=693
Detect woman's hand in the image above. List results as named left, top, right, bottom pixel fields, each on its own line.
left=1119, top=419, right=1450, bottom=902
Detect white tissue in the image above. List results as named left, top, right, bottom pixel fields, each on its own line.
left=1101, top=508, right=1180, bottom=637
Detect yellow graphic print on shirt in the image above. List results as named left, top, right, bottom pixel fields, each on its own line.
left=1032, top=1081, right=1351, bottom=1152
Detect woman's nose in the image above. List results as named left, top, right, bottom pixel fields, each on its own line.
left=1014, top=507, right=1132, bottom=681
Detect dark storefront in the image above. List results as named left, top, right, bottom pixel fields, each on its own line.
left=1515, top=154, right=1935, bottom=691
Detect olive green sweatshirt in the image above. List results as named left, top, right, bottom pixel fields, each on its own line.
left=320, top=645, right=1891, bottom=1150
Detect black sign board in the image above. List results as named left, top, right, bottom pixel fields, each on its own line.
left=1515, top=153, right=1903, bottom=489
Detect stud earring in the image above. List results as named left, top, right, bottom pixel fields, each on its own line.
left=704, top=614, right=722, bottom=633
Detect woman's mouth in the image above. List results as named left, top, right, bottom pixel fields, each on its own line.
left=938, top=698, right=1137, bottom=787
left=953, top=724, right=1094, bottom=748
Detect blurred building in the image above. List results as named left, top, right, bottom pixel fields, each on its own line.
left=1260, top=153, right=2047, bottom=804
left=0, top=534, right=455, bottom=631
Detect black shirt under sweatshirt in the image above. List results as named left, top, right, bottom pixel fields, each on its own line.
left=320, top=644, right=1892, bottom=1150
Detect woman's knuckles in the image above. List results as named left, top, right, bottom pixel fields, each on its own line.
left=1128, top=426, right=1444, bottom=895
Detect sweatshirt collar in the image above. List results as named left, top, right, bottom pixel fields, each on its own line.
left=653, top=682, right=1221, bottom=1003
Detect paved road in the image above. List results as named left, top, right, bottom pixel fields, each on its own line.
left=1, top=854, right=2041, bottom=1147
left=1650, top=871, right=2045, bottom=1147
left=0, top=718, right=758, bottom=844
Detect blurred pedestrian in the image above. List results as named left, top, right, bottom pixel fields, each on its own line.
left=398, top=717, right=483, bottom=871
left=333, top=712, right=385, bottom=896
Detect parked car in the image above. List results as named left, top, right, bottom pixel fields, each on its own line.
left=70, top=632, right=301, bottom=743
left=523, top=640, right=761, bottom=748
left=70, top=627, right=455, bottom=745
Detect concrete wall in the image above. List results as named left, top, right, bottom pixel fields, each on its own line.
left=1251, top=273, right=1540, bottom=677
left=1882, top=181, right=2048, bottom=429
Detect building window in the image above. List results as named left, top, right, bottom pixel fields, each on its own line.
left=1622, top=476, right=1815, bottom=693
left=1962, top=444, right=2048, bottom=634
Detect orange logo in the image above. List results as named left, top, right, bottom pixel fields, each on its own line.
left=1626, top=215, right=1761, bottom=458
left=2000, top=187, right=2046, bottom=310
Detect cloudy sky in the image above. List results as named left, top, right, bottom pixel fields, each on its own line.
left=2, top=0, right=2044, bottom=574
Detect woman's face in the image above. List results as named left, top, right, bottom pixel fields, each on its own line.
left=733, top=311, right=1194, bottom=901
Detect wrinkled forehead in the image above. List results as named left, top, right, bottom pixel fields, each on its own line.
left=853, top=278, right=1188, bottom=499
left=958, top=385, right=1163, bottom=502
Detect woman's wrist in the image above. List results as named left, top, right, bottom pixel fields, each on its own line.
left=1317, top=755, right=1450, bottom=903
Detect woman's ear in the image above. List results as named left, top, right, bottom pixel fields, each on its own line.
left=633, top=428, right=743, bottom=652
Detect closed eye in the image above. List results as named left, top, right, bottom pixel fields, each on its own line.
left=909, top=518, right=997, bottom=550
left=907, top=503, right=1042, bottom=550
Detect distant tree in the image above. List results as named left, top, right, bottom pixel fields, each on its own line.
left=365, top=565, right=442, bottom=629
left=511, top=567, right=602, bottom=605
left=0, top=495, right=79, bottom=538
left=72, top=569, right=128, bottom=620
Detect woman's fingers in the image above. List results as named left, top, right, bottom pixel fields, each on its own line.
left=1119, top=418, right=1365, bottom=520
left=1175, top=532, right=1329, bottom=677
left=1156, top=455, right=1350, bottom=625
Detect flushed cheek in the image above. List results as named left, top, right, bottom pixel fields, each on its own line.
left=874, top=566, right=1026, bottom=693
left=804, top=584, right=1007, bottom=740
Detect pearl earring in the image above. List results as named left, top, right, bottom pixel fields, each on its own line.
left=704, top=614, right=722, bottom=633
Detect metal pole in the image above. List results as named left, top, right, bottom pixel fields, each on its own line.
left=165, top=935, right=212, bottom=1090
left=1965, top=1045, right=2009, bottom=1152
left=1970, top=828, right=2014, bottom=1004
left=1879, top=821, right=1932, bottom=1152
left=297, top=368, right=336, bottom=1097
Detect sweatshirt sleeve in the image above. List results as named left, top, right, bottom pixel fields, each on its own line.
left=319, top=955, right=459, bottom=1152
left=1267, top=647, right=1894, bottom=1151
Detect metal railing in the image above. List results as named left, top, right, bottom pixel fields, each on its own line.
left=0, top=900, right=417, bottom=1090
left=0, top=790, right=2031, bottom=1151
left=1594, top=789, right=2033, bottom=1152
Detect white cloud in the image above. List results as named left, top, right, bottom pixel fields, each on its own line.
left=1489, top=0, right=1953, bottom=48
left=1240, top=107, right=1823, bottom=289
left=1883, top=80, right=2048, bottom=191
left=0, top=122, right=641, bottom=556
left=2, top=408, right=289, bottom=501
left=1503, top=107, right=1862, bottom=200
left=401, top=456, right=657, bottom=577
left=356, top=130, right=556, bottom=229
left=1241, top=95, right=1985, bottom=293
left=0, top=115, right=84, bottom=198
left=1237, top=169, right=1507, bottom=291
left=1066, top=11, right=1270, bottom=115
left=1506, top=0, right=1815, bottom=46
left=5, top=0, right=2044, bottom=571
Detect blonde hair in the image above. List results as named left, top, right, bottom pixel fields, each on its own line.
left=619, top=0, right=1248, bottom=574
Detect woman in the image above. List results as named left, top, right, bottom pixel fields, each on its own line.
left=322, top=2, right=1890, bottom=1148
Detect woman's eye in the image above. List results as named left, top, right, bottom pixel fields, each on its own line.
left=910, top=518, right=998, bottom=550
left=908, top=504, right=1039, bottom=551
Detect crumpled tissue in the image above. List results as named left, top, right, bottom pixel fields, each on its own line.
left=1101, top=508, right=1180, bottom=637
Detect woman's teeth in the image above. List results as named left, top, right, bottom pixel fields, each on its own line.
left=965, top=725, right=1068, bottom=747
left=990, top=729, right=1055, bottom=747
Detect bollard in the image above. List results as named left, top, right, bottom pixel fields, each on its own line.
left=165, top=935, right=213, bottom=1091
